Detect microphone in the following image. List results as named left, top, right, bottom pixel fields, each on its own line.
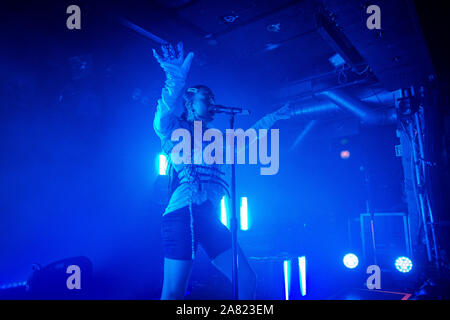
left=210, top=104, right=251, bottom=116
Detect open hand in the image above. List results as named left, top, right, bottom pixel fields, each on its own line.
left=153, top=42, right=194, bottom=79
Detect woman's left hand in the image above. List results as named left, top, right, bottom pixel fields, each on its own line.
left=153, top=42, right=194, bottom=80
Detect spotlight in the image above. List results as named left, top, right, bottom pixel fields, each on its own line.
left=395, top=256, right=413, bottom=273
left=340, top=150, right=350, bottom=159
left=283, top=260, right=291, bottom=300
left=158, top=153, right=168, bottom=175
left=329, top=53, right=346, bottom=68
left=298, top=256, right=306, bottom=296
left=220, top=196, right=229, bottom=228
left=343, top=253, right=359, bottom=269
left=240, top=197, right=248, bottom=231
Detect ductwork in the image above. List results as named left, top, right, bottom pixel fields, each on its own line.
left=290, top=101, right=341, bottom=119
left=318, top=89, right=397, bottom=125
left=287, top=88, right=398, bottom=125
left=288, top=88, right=398, bottom=151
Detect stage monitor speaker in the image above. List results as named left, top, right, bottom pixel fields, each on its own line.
left=26, top=256, right=93, bottom=299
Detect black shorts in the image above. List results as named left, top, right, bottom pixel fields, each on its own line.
left=161, top=200, right=232, bottom=261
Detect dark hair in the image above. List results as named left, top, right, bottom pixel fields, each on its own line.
left=180, top=85, right=215, bottom=121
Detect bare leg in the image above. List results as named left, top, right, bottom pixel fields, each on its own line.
left=211, top=247, right=257, bottom=299
left=160, top=258, right=193, bottom=300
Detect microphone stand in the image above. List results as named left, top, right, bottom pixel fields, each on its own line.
left=229, top=112, right=239, bottom=300
left=212, top=105, right=249, bottom=300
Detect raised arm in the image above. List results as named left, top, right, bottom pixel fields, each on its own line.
left=242, top=102, right=293, bottom=148
left=232, top=102, right=293, bottom=165
left=152, top=42, right=194, bottom=139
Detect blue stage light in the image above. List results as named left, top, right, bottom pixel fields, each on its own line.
left=158, top=153, right=168, bottom=175
left=298, top=256, right=306, bottom=296
left=220, top=196, right=229, bottom=228
left=283, top=260, right=291, bottom=300
left=240, top=197, right=248, bottom=230
left=329, top=53, right=346, bottom=68
left=0, top=281, right=27, bottom=290
left=343, top=253, right=359, bottom=269
left=395, top=256, right=413, bottom=273
left=340, top=150, right=350, bottom=159
left=221, top=196, right=249, bottom=230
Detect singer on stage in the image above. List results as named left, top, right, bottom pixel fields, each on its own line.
left=152, top=42, right=291, bottom=300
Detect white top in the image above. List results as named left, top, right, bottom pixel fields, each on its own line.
left=153, top=73, right=278, bottom=215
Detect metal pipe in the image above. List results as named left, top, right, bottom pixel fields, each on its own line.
left=408, top=118, right=433, bottom=262
left=318, top=89, right=397, bottom=125
left=290, top=101, right=341, bottom=119
left=414, top=109, right=440, bottom=271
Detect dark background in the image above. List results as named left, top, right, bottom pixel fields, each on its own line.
left=1, top=0, right=448, bottom=299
